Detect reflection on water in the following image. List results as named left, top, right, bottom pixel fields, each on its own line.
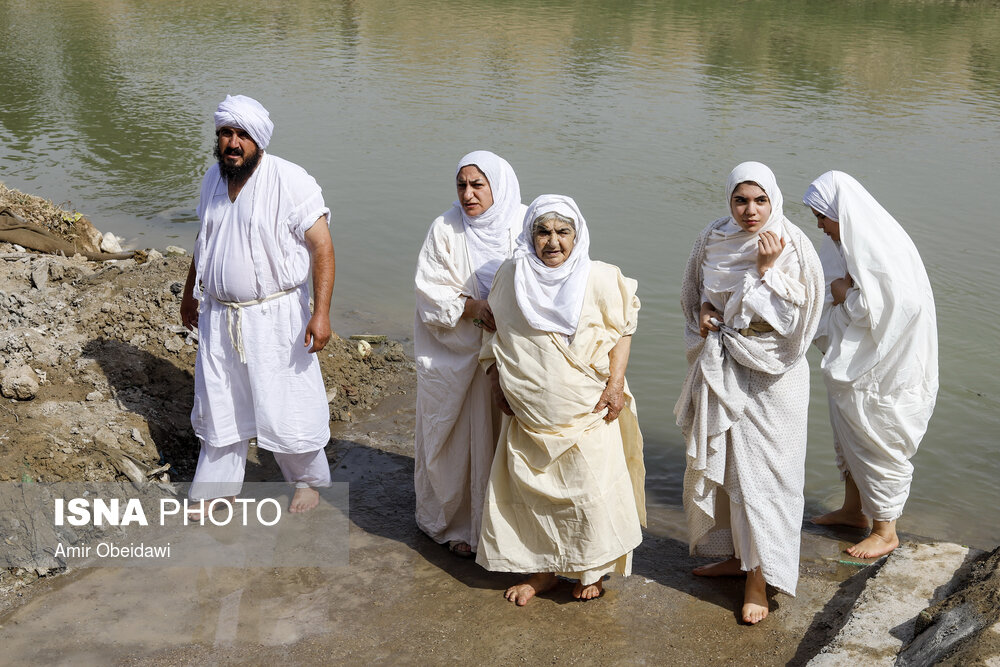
left=2, top=0, right=998, bottom=547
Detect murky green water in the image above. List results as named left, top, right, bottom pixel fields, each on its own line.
left=2, top=0, right=998, bottom=547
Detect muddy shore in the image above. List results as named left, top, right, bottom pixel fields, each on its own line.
left=0, top=185, right=997, bottom=665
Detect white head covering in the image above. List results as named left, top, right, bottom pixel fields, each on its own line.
left=214, top=94, right=273, bottom=150
left=702, top=161, right=789, bottom=296
left=512, top=194, right=592, bottom=335
left=803, top=171, right=936, bottom=380
left=454, top=151, right=523, bottom=299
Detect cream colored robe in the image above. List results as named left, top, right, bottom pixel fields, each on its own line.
left=476, top=260, right=646, bottom=584
left=414, top=206, right=520, bottom=550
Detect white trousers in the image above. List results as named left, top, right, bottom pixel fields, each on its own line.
left=189, top=440, right=332, bottom=500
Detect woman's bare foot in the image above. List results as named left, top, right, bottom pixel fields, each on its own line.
left=289, top=487, right=320, bottom=513
left=504, top=573, right=557, bottom=606
left=810, top=508, right=870, bottom=529
left=692, top=557, right=745, bottom=577
left=447, top=541, right=474, bottom=558
left=572, top=578, right=604, bottom=601
left=742, top=567, right=769, bottom=625
left=846, top=520, right=899, bottom=558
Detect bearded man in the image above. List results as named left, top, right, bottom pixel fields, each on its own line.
left=180, top=94, right=335, bottom=514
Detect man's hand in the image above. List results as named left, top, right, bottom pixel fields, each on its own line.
left=755, top=230, right=786, bottom=277
left=181, top=294, right=199, bottom=331
left=304, top=215, right=335, bottom=354
left=180, top=258, right=199, bottom=331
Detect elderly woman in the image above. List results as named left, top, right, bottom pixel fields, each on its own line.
left=675, top=162, right=823, bottom=624
left=804, top=171, right=938, bottom=559
left=476, top=194, right=646, bottom=606
left=414, top=151, right=526, bottom=557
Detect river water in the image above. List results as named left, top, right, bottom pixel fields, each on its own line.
left=2, top=0, right=998, bottom=548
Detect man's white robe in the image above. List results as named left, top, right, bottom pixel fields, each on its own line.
left=191, top=153, right=331, bottom=454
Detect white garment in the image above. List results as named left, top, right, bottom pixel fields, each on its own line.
left=414, top=203, right=523, bottom=550
left=676, top=163, right=824, bottom=595
left=455, top=151, right=523, bottom=301
left=512, top=194, right=592, bottom=336
left=804, top=171, right=938, bottom=520
left=194, top=153, right=330, bottom=302
left=189, top=440, right=331, bottom=500
left=190, top=153, right=331, bottom=455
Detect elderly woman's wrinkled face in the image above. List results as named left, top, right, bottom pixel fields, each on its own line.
left=456, top=165, right=494, bottom=217
left=730, top=182, right=772, bottom=234
left=532, top=215, right=576, bottom=268
left=812, top=208, right=841, bottom=242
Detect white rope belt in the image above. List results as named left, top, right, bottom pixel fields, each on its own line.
left=213, top=287, right=298, bottom=363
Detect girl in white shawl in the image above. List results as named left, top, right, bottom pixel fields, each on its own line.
left=477, top=194, right=645, bottom=606
left=804, top=171, right=938, bottom=559
left=675, top=162, right=823, bottom=624
left=414, top=151, right=526, bottom=557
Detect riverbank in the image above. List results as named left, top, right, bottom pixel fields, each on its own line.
left=0, top=187, right=997, bottom=664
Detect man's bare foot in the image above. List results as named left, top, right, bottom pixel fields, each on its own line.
left=742, top=567, right=769, bottom=625
left=186, top=496, right=235, bottom=522
left=289, top=486, right=320, bottom=513
left=692, top=557, right=745, bottom=577
left=811, top=508, right=870, bottom=529
left=504, top=573, right=558, bottom=606
left=572, top=578, right=604, bottom=601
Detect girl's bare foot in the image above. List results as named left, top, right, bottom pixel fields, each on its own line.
left=572, top=578, right=604, bottom=601
left=692, top=557, right=744, bottom=577
left=810, top=508, right=869, bottom=529
left=742, top=567, right=769, bottom=625
left=504, top=573, right=557, bottom=606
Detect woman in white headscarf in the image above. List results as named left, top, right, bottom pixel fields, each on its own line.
left=675, top=162, right=823, bottom=624
left=476, top=194, right=646, bottom=606
left=414, top=151, right=526, bottom=557
left=804, top=171, right=938, bottom=559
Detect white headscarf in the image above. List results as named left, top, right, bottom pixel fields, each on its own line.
left=803, top=171, right=936, bottom=381
left=214, top=94, right=274, bottom=150
left=454, top=151, right=522, bottom=299
left=703, top=161, right=790, bottom=296
left=512, top=194, right=592, bottom=336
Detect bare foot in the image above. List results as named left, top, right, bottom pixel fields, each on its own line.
left=811, top=508, right=870, bottom=529
left=289, top=487, right=320, bottom=513
left=742, top=568, right=769, bottom=625
left=846, top=532, right=899, bottom=559
left=572, top=578, right=604, bottom=601
left=692, top=557, right=745, bottom=577
left=185, top=496, right=235, bottom=522
left=504, top=573, right=558, bottom=606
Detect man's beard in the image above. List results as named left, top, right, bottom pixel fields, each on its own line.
left=214, top=141, right=261, bottom=182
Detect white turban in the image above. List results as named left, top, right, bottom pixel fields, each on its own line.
left=214, top=94, right=273, bottom=150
